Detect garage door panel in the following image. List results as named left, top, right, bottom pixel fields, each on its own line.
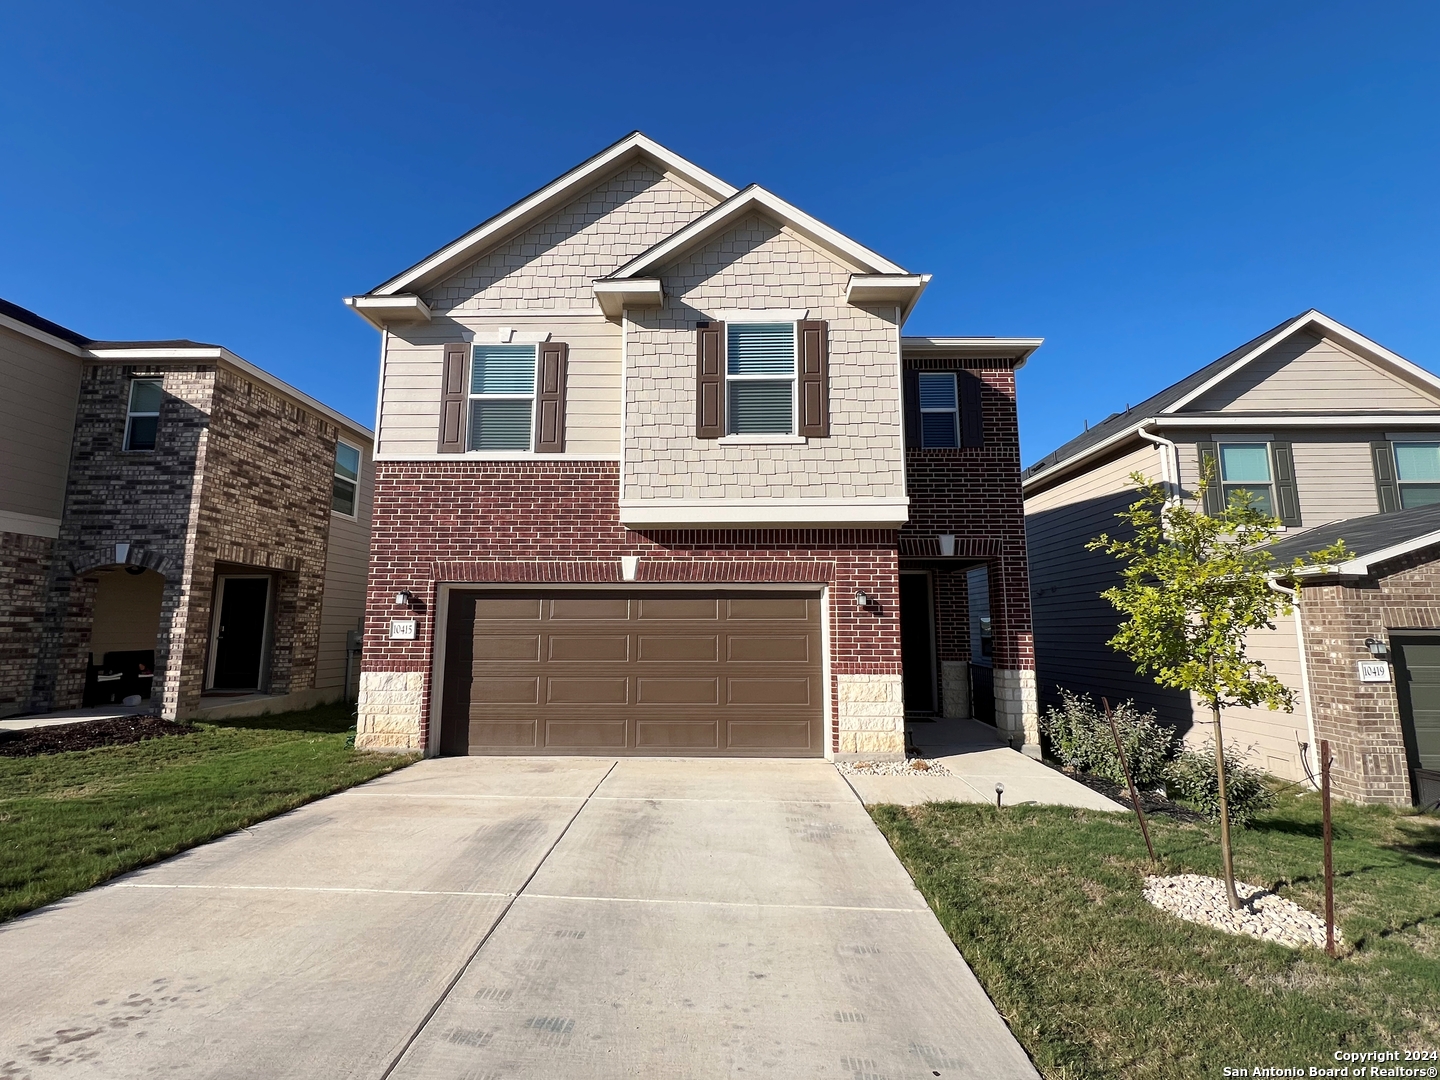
left=548, top=635, right=629, bottom=661
left=445, top=589, right=823, bottom=757
left=637, top=678, right=720, bottom=704
left=547, top=677, right=628, bottom=704
left=636, top=721, right=720, bottom=749
left=637, top=635, right=719, bottom=662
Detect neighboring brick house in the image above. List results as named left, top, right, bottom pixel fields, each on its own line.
left=1023, top=310, right=1440, bottom=804
left=345, top=133, right=1040, bottom=759
left=0, top=297, right=374, bottom=721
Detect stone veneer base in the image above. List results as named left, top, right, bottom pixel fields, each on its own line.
left=355, top=670, right=425, bottom=751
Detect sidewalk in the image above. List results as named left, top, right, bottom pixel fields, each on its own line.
left=841, top=717, right=1125, bottom=811
left=0, top=702, right=153, bottom=733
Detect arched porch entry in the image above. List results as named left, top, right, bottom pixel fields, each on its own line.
left=83, top=564, right=165, bottom=706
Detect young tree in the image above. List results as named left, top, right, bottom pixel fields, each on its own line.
left=1088, top=466, right=1345, bottom=909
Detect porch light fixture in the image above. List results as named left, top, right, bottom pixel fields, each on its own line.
left=395, top=589, right=415, bottom=607
left=854, top=588, right=870, bottom=608
left=1365, top=637, right=1388, bottom=659
left=995, top=782, right=1005, bottom=809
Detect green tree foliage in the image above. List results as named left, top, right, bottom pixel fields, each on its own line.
left=1088, top=466, right=1346, bottom=908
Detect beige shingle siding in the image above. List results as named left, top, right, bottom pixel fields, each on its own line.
left=424, top=163, right=716, bottom=314
left=378, top=315, right=621, bottom=457
left=0, top=325, right=81, bottom=524
left=623, top=215, right=904, bottom=502
left=1184, top=331, right=1440, bottom=412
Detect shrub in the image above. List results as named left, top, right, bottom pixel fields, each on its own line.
left=1166, top=740, right=1276, bottom=827
left=1040, top=688, right=1178, bottom=788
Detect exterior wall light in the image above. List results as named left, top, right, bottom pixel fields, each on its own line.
left=395, top=589, right=415, bottom=606
left=854, top=589, right=870, bottom=608
left=1365, top=637, right=1388, bottom=659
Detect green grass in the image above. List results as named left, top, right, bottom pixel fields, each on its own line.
left=870, top=794, right=1440, bottom=1080
left=0, top=702, right=418, bottom=922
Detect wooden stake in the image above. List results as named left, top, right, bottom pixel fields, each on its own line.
left=1103, top=697, right=1158, bottom=864
left=1321, top=738, right=1336, bottom=958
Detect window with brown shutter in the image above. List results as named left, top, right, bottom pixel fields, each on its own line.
left=534, top=341, right=568, bottom=453
left=959, top=369, right=984, bottom=448
left=797, top=319, right=829, bottom=438
left=437, top=342, right=469, bottom=453
left=696, top=323, right=724, bottom=438
left=903, top=368, right=921, bottom=447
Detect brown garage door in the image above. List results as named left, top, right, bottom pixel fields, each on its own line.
left=439, top=589, right=824, bottom=756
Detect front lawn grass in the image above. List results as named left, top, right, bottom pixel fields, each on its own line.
left=0, top=702, right=417, bottom=922
left=870, top=794, right=1440, bottom=1080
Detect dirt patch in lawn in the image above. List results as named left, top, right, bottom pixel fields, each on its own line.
left=1064, top=769, right=1206, bottom=821
left=0, top=715, right=195, bottom=757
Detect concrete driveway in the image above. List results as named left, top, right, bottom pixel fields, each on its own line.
left=0, top=758, right=1037, bottom=1080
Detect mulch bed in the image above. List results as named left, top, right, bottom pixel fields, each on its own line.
left=1064, top=769, right=1207, bottom=822
left=0, top=714, right=195, bottom=758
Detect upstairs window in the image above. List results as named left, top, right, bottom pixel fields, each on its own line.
left=332, top=442, right=360, bottom=516
left=1393, top=442, right=1440, bottom=508
left=918, top=372, right=960, bottom=448
left=1218, top=443, right=1274, bottom=515
left=124, top=379, right=162, bottom=451
left=726, top=323, right=796, bottom=435
left=469, top=345, right=537, bottom=451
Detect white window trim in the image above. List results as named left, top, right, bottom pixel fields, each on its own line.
left=1388, top=438, right=1440, bottom=507
left=723, top=321, right=800, bottom=438
left=917, top=371, right=960, bottom=449
left=332, top=439, right=362, bottom=520
left=124, top=379, right=162, bottom=452
left=709, top=308, right=809, bottom=324
left=468, top=343, right=538, bottom=453
left=1216, top=439, right=1276, bottom=510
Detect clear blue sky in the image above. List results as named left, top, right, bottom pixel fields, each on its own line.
left=3, top=1, right=1435, bottom=462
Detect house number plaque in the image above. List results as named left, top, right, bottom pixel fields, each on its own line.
left=389, top=619, right=417, bottom=640
left=1357, top=660, right=1390, bottom=683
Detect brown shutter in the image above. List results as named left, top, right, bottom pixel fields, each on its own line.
left=534, top=341, right=567, bottom=453
left=437, top=342, right=469, bottom=453
left=1372, top=440, right=1401, bottom=513
left=903, top=368, right=921, bottom=447
left=696, top=323, right=724, bottom=439
left=797, top=320, right=829, bottom=438
left=1270, top=441, right=1301, bottom=526
left=1197, top=441, right=1223, bottom=514
left=959, top=369, right=984, bottom=448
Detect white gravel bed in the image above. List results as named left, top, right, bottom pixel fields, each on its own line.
left=836, top=758, right=953, bottom=777
left=1144, top=873, right=1340, bottom=950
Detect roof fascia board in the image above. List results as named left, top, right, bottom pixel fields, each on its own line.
left=606, top=186, right=907, bottom=281
left=846, top=275, right=931, bottom=323
left=1164, top=311, right=1440, bottom=415
left=902, top=336, right=1044, bottom=366
left=87, top=346, right=373, bottom=440
left=371, top=134, right=738, bottom=299
left=1290, top=529, right=1440, bottom=577
left=343, top=294, right=432, bottom=330
left=1022, top=423, right=1152, bottom=493
left=0, top=311, right=87, bottom=356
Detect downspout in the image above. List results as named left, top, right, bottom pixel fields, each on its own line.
left=1269, top=576, right=1320, bottom=790
left=1135, top=423, right=1179, bottom=498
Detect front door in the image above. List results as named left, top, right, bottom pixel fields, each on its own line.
left=899, top=571, right=937, bottom=714
left=210, top=576, right=271, bottom=690
left=1391, top=636, right=1440, bottom=806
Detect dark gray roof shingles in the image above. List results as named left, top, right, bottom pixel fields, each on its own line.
left=1268, top=502, right=1440, bottom=566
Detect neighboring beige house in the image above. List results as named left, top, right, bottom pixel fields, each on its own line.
left=0, top=297, right=373, bottom=721
left=1023, top=310, right=1440, bottom=804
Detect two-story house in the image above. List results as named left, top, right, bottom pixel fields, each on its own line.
left=0, top=297, right=374, bottom=721
left=1024, top=310, right=1440, bottom=805
left=345, top=133, right=1040, bottom=760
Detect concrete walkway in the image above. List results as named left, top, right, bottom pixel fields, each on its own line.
left=0, top=702, right=152, bottom=732
left=842, top=718, right=1125, bottom=811
left=0, top=757, right=1038, bottom=1079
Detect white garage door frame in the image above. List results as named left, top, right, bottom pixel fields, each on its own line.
left=427, top=581, right=834, bottom=759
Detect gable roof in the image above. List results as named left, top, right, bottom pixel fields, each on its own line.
left=1023, top=310, right=1440, bottom=488
left=366, top=132, right=738, bottom=299
left=1270, top=501, right=1440, bottom=578
left=602, top=184, right=909, bottom=281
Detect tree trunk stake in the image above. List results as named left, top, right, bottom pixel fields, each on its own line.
left=1321, top=738, right=1336, bottom=958
left=1103, top=697, right=1158, bottom=864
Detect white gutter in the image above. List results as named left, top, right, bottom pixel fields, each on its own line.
left=1135, top=424, right=1179, bottom=498
left=1268, top=577, right=1320, bottom=790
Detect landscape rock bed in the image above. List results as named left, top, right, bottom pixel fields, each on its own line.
left=0, top=715, right=194, bottom=758
left=1144, top=873, right=1340, bottom=950
left=836, top=758, right=954, bottom=777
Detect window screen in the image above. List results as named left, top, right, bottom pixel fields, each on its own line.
left=726, top=323, right=795, bottom=435
left=1219, top=443, right=1274, bottom=516
left=124, top=380, right=163, bottom=451
left=1395, top=442, right=1440, bottom=508
left=469, top=345, right=536, bottom=450
left=332, top=442, right=360, bottom=516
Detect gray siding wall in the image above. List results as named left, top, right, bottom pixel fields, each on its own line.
left=0, top=325, right=81, bottom=531
left=316, top=431, right=374, bottom=693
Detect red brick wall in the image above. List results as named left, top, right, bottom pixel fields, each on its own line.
left=899, top=360, right=1034, bottom=672
left=365, top=460, right=901, bottom=749
left=1300, top=545, right=1440, bottom=804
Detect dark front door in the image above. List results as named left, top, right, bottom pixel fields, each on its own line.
left=211, top=577, right=270, bottom=690
left=1391, top=636, right=1440, bottom=806
left=899, top=572, right=936, bottom=713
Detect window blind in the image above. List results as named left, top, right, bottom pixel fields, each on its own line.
left=471, top=345, right=536, bottom=394
left=727, top=323, right=794, bottom=375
